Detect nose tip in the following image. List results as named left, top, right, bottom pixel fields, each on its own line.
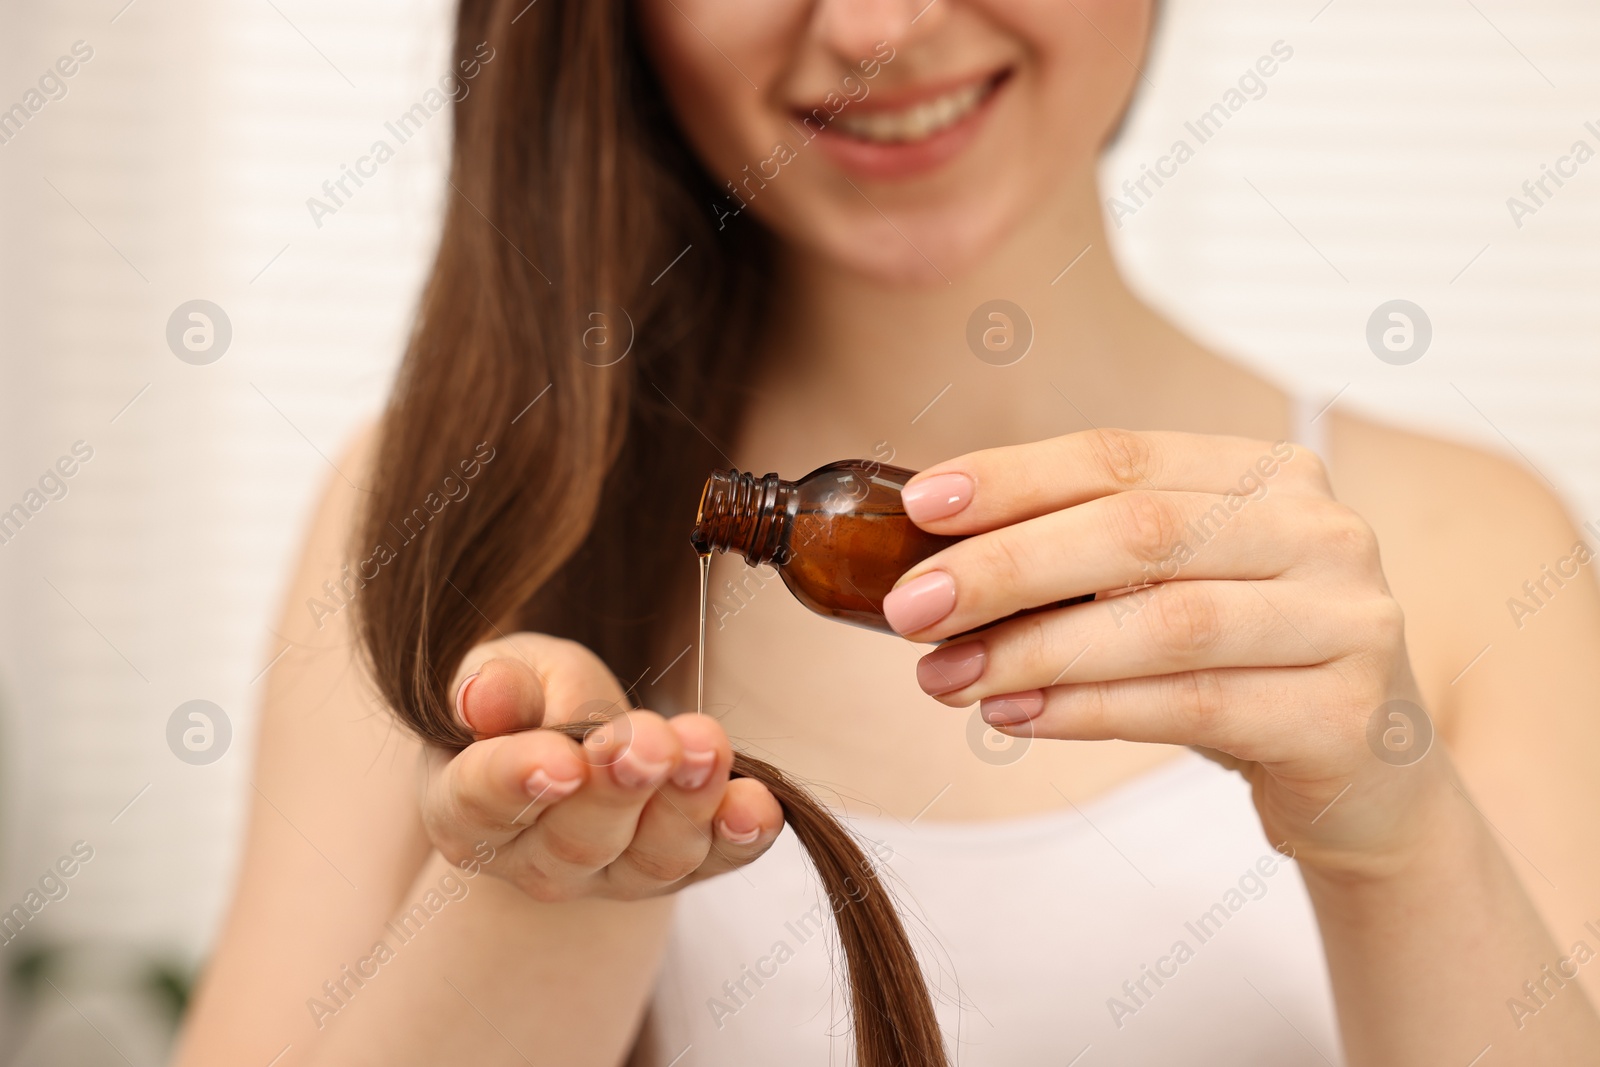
left=814, top=0, right=925, bottom=64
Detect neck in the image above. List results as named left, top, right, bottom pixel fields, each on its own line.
left=739, top=169, right=1274, bottom=473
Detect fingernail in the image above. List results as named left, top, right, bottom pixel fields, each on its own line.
left=981, top=691, right=1046, bottom=726
left=717, top=818, right=761, bottom=846
left=902, top=472, right=973, bottom=523
left=611, top=750, right=672, bottom=790
left=883, top=571, right=956, bottom=635
left=525, top=768, right=582, bottom=801
left=917, top=642, right=987, bottom=696
left=455, top=672, right=480, bottom=732
left=671, top=748, right=716, bottom=791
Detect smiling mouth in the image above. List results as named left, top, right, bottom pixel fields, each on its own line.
left=821, top=70, right=1009, bottom=145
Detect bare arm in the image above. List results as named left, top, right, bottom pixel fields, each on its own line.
left=303, top=853, right=675, bottom=1066
left=1303, top=788, right=1600, bottom=1065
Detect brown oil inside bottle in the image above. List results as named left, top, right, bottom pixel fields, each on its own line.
left=691, top=460, right=1093, bottom=694
left=693, top=461, right=939, bottom=718
left=691, top=460, right=957, bottom=634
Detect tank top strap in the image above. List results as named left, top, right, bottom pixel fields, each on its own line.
left=1288, top=390, right=1336, bottom=476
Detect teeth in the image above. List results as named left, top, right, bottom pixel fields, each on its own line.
left=832, top=81, right=990, bottom=144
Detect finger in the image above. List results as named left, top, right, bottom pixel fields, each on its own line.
left=520, top=710, right=682, bottom=884
left=980, top=666, right=1340, bottom=763
left=916, top=579, right=1347, bottom=704
left=449, top=633, right=630, bottom=739
left=599, top=714, right=734, bottom=896
left=900, top=428, right=1328, bottom=536
left=424, top=729, right=590, bottom=856
left=684, top=776, right=785, bottom=883
left=886, top=489, right=1341, bottom=640
left=454, top=656, right=546, bottom=738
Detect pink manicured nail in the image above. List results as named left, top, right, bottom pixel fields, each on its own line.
left=454, top=672, right=480, bottom=732
left=525, top=768, right=582, bottom=801
left=902, top=473, right=974, bottom=523
left=917, top=642, right=987, bottom=696
left=671, top=749, right=716, bottom=791
left=611, top=751, right=672, bottom=790
left=981, top=691, right=1046, bottom=726
left=717, top=818, right=761, bottom=845
left=883, top=571, right=956, bottom=635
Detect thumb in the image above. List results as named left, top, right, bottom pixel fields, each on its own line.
left=451, top=634, right=629, bottom=740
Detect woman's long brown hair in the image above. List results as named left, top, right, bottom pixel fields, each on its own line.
left=353, top=1, right=950, bottom=1063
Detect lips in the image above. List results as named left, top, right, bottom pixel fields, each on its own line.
left=793, top=68, right=1011, bottom=182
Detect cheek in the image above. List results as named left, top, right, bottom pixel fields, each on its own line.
left=637, top=0, right=801, bottom=183
left=988, top=0, right=1151, bottom=122
left=981, top=0, right=1152, bottom=205
left=994, top=0, right=1152, bottom=51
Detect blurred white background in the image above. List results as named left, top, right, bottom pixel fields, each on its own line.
left=0, top=0, right=1596, bottom=1062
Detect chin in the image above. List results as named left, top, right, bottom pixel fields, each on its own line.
left=771, top=188, right=1031, bottom=288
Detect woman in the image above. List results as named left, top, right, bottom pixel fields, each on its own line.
left=174, top=1, right=1600, bottom=1064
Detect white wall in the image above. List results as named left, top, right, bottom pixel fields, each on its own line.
left=0, top=1, right=455, bottom=1059
left=1106, top=0, right=1600, bottom=522
left=0, top=0, right=1596, bottom=1060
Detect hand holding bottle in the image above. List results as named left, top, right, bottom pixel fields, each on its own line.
left=421, top=633, right=783, bottom=901
left=892, top=429, right=1456, bottom=880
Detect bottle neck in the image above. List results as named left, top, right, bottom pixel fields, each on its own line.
left=691, top=469, right=796, bottom=566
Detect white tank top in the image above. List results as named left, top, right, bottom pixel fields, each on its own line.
left=645, top=398, right=1342, bottom=1065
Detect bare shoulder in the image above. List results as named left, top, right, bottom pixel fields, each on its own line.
left=302, top=417, right=381, bottom=555
left=1325, top=412, right=1600, bottom=972
left=256, top=412, right=423, bottom=880
left=1326, top=409, right=1600, bottom=724
left=1329, top=408, right=1577, bottom=522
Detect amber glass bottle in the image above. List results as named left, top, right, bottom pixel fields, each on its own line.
left=693, top=459, right=1097, bottom=635
left=690, top=460, right=954, bottom=634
